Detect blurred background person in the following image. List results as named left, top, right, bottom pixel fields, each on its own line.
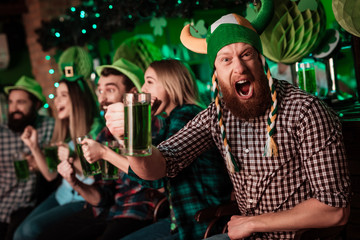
left=0, top=76, right=55, bottom=240
left=37, top=58, right=162, bottom=240
left=13, top=64, right=104, bottom=240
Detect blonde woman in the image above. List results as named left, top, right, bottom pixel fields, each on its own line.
left=15, top=76, right=104, bottom=240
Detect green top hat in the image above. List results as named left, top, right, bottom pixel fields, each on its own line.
left=96, top=58, right=144, bottom=92
left=4, top=75, right=46, bottom=104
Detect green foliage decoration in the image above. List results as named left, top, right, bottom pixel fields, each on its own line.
left=35, top=0, right=252, bottom=51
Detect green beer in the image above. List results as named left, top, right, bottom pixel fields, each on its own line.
left=14, top=159, right=29, bottom=181
left=297, top=63, right=317, bottom=95
left=101, top=159, right=119, bottom=180
left=75, top=143, right=101, bottom=177
left=44, top=146, right=59, bottom=173
left=101, top=142, right=119, bottom=180
left=124, top=103, right=151, bottom=156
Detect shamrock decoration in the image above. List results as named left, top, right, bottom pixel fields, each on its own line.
left=184, top=19, right=207, bottom=38
left=313, top=29, right=341, bottom=59
left=150, top=17, right=167, bottom=36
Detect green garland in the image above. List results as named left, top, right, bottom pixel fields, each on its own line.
left=35, top=0, right=251, bottom=51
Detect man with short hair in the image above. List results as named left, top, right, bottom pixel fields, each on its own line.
left=0, top=76, right=54, bottom=240
left=105, top=0, right=351, bottom=239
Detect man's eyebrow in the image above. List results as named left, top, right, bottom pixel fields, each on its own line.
left=98, top=82, right=118, bottom=88
left=241, top=47, right=256, bottom=53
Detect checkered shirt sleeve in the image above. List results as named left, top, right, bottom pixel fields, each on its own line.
left=0, top=115, right=54, bottom=223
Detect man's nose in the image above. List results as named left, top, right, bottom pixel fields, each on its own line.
left=98, top=92, right=107, bottom=103
left=233, top=58, right=247, bottom=74
left=9, top=103, right=18, bottom=112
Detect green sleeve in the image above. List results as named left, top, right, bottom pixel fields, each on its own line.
left=127, top=166, right=165, bottom=189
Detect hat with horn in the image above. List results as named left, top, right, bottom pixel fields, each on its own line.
left=180, top=0, right=278, bottom=173
left=181, top=0, right=273, bottom=68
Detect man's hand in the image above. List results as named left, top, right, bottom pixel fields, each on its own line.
left=57, top=157, right=78, bottom=187
left=81, top=138, right=106, bottom=164
left=25, top=154, right=39, bottom=172
left=105, top=102, right=124, bottom=140
left=227, top=215, right=254, bottom=240
left=57, top=142, right=70, bottom=162
left=21, top=126, right=38, bottom=150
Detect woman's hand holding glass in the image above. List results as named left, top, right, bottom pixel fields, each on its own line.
left=81, top=139, right=106, bottom=164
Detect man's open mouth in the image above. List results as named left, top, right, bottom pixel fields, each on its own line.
left=235, top=80, right=253, bottom=98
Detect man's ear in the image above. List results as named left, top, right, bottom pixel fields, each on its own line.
left=129, top=87, right=138, bottom=93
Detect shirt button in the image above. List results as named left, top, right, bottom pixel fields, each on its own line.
left=244, top=148, right=250, bottom=153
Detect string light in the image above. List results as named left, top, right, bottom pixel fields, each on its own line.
left=48, top=94, right=55, bottom=99
left=43, top=103, right=49, bottom=109
left=54, top=82, right=59, bottom=88
left=49, top=69, right=55, bottom=74
left=45, top=55, right=51, bottom=60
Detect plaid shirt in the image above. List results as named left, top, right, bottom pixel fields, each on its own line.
left=158, top=80, right=351, bottom=239
left=91, top=127, right=157, bottom=221
left=129, top=104, right=233, bottom=240
left=0, top=115, right=54, bottom=223
left=94, top=172, right=156, bottom=221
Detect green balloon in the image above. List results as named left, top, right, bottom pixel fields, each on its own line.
left=333, top=0, right=360, bottom=37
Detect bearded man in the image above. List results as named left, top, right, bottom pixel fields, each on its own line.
left=105, top=0, right=351, bottom=239
left=0, top=76, right=54, bottom=240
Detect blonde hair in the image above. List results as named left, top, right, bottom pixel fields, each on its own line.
left=149, top=59, right=200, bottom=107
left=51, top=80, right=98, bottom=143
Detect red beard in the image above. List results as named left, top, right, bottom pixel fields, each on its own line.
left=219, top=76, right=271, bottom=120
